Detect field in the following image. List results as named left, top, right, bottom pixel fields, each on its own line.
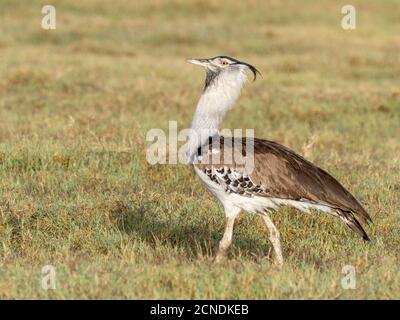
left=0, top=0, right=399, bottom=299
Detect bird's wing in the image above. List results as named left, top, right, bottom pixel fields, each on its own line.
left=194, top=136, right=371, bottom=238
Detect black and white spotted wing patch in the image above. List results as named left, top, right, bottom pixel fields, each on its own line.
left=202, top=166, right=265, bottom=197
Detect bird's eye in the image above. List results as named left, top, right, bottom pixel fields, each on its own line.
left=220, top=60, right=229, bottom=65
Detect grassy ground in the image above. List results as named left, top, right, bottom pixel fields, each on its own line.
left=0, top=0, right=399, bottom=299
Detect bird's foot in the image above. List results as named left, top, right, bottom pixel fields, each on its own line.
left=213, top=250, right=226, bottom=264
left=274, top=254, right=284, bottom=268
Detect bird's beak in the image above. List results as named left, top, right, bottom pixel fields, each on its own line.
left=186, top=58, right=210, bottom=67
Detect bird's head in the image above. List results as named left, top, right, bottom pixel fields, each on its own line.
left=186, top=56, right=260, bottom=90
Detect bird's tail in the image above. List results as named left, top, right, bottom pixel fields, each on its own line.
left=338, top=210, right=370, bottom=241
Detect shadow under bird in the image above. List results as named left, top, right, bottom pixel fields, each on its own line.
left=186, top=56, right=372, bottom=265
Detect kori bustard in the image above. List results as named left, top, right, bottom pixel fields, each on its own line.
left=186, top=56, right=371, bottom=265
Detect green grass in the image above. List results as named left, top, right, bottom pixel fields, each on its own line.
left=0, top=0, right=399, bottom=299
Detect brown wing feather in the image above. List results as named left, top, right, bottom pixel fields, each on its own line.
left=249, top=138, right=371, bottom=223
left=194, top=136, right=371, bottom=239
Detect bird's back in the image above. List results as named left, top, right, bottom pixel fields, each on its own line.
left=194, top=136, right=371, bottom=239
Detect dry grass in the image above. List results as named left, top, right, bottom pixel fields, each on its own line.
left=0, top=0, right=399, bottom=299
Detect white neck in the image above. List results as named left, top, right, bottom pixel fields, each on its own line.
left=187, top=68, right=248, bottom=160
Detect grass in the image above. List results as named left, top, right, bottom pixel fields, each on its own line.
left=0, top=0, right=399, bottom=299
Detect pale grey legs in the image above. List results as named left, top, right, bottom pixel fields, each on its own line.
left=261, top=213, right=283, bottom=266
left=214, top=216, right=236, bottom=263
left=214, top=212, right=283, bottom=266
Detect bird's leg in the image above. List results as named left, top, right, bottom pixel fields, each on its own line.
left=261, top=213, right=283, bottom=266
left=214, top=216, right=236, bottom=264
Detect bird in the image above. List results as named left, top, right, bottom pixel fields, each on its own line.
left=185, top=55, right=372, bottom=265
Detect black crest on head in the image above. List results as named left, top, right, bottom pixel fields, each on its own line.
left=203, top=56, right=261, bottom=90
left=212, top=56, right=261, bottom=81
